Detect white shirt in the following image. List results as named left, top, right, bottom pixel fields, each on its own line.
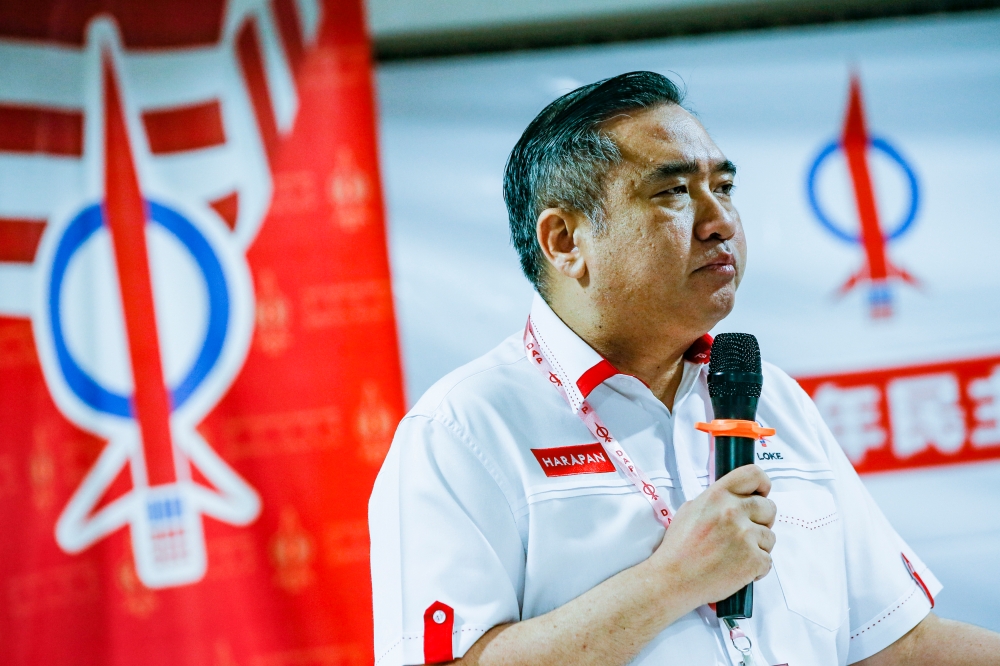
left=370, top=295, right=941, bottom=666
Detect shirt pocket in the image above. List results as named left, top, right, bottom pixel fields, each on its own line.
left=769, top=488, right=848, bottom=631
left=522, top=479, right=670, bottom=618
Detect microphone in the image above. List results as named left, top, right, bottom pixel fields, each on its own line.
left=707, top=332, right=764, bottom=620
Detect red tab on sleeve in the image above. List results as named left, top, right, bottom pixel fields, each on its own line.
left=423, top=601, right=454, bottom=663
left=902, top=553, right=935, bottom=608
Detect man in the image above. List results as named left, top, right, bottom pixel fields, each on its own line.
left=369, top=71, right=1000, bottom=665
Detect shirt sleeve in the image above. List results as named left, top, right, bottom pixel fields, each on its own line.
left=798, top=385, right=942, bottom=664
left=369, top=413, right=524, bottom=666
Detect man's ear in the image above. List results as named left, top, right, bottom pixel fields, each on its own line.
left=536, top=208, right=588, bottom=280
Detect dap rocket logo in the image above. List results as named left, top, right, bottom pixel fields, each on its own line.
left=0, top=1, right=321, bottom=588
left=807, top=75, right=921, bottom=319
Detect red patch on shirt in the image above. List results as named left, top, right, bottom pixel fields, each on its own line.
left=531, top=443, right=616, bottom=477
left=423, top=601, right=454, bottom=663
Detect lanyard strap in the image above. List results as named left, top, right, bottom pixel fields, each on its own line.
left=723, top=618, right=755, bottom=666
left=524, top=318, right=673, bottom=528
left=525, top=316, right=761, bottom=665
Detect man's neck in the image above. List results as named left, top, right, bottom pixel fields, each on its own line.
left=547, top=295, right=695, bottom=411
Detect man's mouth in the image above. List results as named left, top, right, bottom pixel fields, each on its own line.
left=697, top=253, right=736, bottom=276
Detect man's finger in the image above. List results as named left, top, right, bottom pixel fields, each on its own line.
left=754, top=552, right=773, bottom=581
left=716, top=464, right=771, bottom=498
left=743, top=495, right=777, bottom=527
left=755, top=525, right=776, bottom=554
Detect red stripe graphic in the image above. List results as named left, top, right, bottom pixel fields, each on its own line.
left=236, top=20, right=279, bottom=164
left=0, top=219, right=46, bottom=262
left=142, top=101, right=226, bottom=154
left=273, top=0, right=305, bottom=70
left=102, top=57, right=177, bottom=486
left=0, top=105, right=83, bottom=156
left=0, top=1, right=226, bottom=47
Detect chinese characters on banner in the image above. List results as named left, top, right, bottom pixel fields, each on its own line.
left=798, top=356, right=1000, bottom=473
left=0, top=1, right=403, bottom=664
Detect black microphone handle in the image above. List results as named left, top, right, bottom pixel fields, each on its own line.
left=711, top=392, right=759, bottom=619
left=714, top=433, right=756, bottom=619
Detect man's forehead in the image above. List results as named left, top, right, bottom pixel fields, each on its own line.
left=603, top=103, right=727, bottom=172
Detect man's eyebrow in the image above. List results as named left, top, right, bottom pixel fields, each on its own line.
left=715, top=160, right=737, bottom=176
left=644, top=159, right=737, bottom=182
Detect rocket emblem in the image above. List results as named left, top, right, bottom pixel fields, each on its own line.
left=0, top=0, right=323, bottom=588
left=807, top=74, right=921, bottom=318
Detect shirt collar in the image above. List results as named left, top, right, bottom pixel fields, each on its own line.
left=528, top=293, right=713, bottom=406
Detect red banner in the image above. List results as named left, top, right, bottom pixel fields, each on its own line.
left=797, top=355, right=1000, bottom=473
left=0, top=1, right=403, bottom=664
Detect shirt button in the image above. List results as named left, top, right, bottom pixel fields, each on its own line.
left=433, top=610, right=446, bottom=624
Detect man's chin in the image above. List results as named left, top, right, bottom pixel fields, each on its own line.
left=701, top=286, right=737, bottom=326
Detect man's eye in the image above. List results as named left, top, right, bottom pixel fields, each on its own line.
left=717, top=183, right=735, bottom=196
left=658, top=185, right=687, bottom=196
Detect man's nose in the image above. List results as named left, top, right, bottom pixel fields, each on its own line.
left=693, top=189, right=738, bottom=242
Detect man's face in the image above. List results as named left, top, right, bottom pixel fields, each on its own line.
left=586, top=103, right=746, bottom=338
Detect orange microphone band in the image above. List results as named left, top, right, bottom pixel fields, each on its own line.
left=694, top=419, right=776, bottom=440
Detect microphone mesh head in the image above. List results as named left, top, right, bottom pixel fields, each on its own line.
left=708, top=333, right=762, bottom=398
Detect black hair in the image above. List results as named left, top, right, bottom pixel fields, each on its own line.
left=503, top=71, right=685, bottom=293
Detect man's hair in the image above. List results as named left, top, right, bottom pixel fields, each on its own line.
left=503, top=71, right=684, bottom=293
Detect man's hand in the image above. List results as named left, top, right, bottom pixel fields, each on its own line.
left=451, top=465, right=777, bottom=666
left=650, top=464, right=777, bottom=608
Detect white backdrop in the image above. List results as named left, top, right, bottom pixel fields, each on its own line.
left=376, top=12, right=1000, bottom=630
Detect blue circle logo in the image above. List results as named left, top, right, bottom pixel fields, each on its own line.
left=48, top=200, right=230, bottom=418
left=806, top=136, right=920, bottom=245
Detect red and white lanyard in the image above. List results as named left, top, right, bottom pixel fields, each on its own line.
left=524, top=318, right=673, bottom=528
left=524, top=317, right=758, bottom=666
